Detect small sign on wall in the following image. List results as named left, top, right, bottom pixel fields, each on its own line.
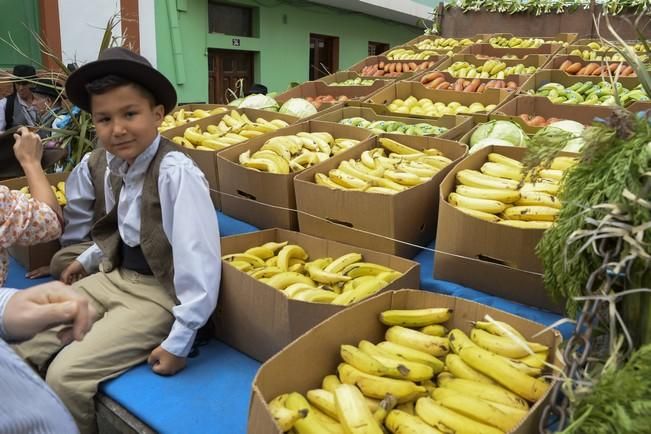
left=232, top=38, right=241, bottom=47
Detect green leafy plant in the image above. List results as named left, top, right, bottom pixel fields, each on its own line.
left=444, top=0, right=648, bottom=16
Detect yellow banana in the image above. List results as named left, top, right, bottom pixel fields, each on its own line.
left=340, top=344, right=390, bottom=377
left=325, top=253, right=363, bottom=274
left=284, top=282, right=317, bottom=298
left=334, top=384, right=384, bottom=434
left=385, top=326, right=450, bottom=357
left=445, top=354, right=495, bottom=384
left=310, top=407, right=345, bottom=433
left=419, top=155, right=452, bottom=170
left=356, top=341, right=437, bottom=381
left=222, top=253, right=265, bottom=267
left=329, top=169, right=369, bottom=190
left=307, top=389, right=339, bottom=420
left=386, top=409, right=446, bottom=434
left=398, top=163, right=437, bottom=178
left=419, top=325, right=448, bottom=337
left=415, top=397, right=504, bottom=434
left=515, top=191, right=561, bottom=209
left=251, top=150, right=291, bottom=173
left=316, top=173, right=348, bottom=190
left=448, top=193, right=506, bottom=214
left=502, top=206, right=559, bottom=222
left=437, top=376, right=530, bottom=410
left=480, top=162, right=523, bottom=181
left=337, top=363, right=427, bottom=403
left=380, top=308, right=452, bottom=327
left=470, top=328, right=548, bottom=359
left=248, top=266, right=282, bottom=279
left=432, top=387, right=523, bottom=432
left=487, top=153, right=523, bottom=169
left=260, top=141, right=292, bottom=161
left=384, top=170, right=424, bottom=187
left=498, top=220, right=553, bottom=229
left=343, top=262, right=395, bottom=277
left=520, top=182, right=559, bottom=195
left=322, top=375, right=342, bottom=393
left=376, top=271, right=402, bottom=283
left=293, top=289, right=338, bottom=303
left=285, top=392, right=337, bottom=434
left=244, top=246, right=275, bottom=260
left=305, top=263, right=351, bottom=285
left=456, top=170, right=519, bottom=190
left=472, top=319, right=525, bottom=340
left=550, top=156, right=578, bottom=171
left=379, top=137, right=421, bottom=155
left=453, top=206, right=502, bottom=223
left=376, top=341, right=445, bottom=371
left=366, top=187, right=399, bottom=194
left=516, top=351, right=548, bottom=369
left=266, top=272, right=316, bottom=290
left=449, top=329, right=549, bottom=402
left=183, top=126, right=206, bottom=145
left=228, top=260, right=252, bottom=272
left=494, top=354, right=543, bottom=377
left=56, top=182, right=66, bottom=193
left=277, top=245, right=309, bottom=271
left=456, top=185, right=520, bottom=203
left=376, top=177, right=409, bottom=192
left=331, top=277, right=386, bottom=306
left=269, top=394, right=308, bottom=432
left=538, top=169, right=563, bottom=182
left=261, top=241, right=288, bottom=253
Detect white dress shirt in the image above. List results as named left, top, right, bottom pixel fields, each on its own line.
left=77, top=136, right=221, bottom=357
left=0, top=95, right=38, bottom=132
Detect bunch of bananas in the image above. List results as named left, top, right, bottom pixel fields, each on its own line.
left=386, top=48, right=439, bottom=60
left=313, top=137, right=452, bottom=194
left=582, top=41, right=646, bottom=53
left=159, top=106, right=228, bottom=131
left=237, top=133, right=360, bottom=174
left=19, top=182, right=67, bottom=206
left=415, top=37, right=478, bottom=50
left=223, top=241, right=402, bottom=305
left=568, top=48, right=649, bottom=63
left=449, top=152, right=578, bottom=228
left=268, top=307, right=550, bottom=433
left=171, top=110, right=291, bottom=152
left=489, top=36, right=567, bottom=48
left=386, top=96, right=495, bottom=117
left=446, top=60, right=538, bottom=79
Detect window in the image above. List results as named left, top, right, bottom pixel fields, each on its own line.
left=309, top=34, right=339, bottom=80
left=208, top=2, right=253, bottom=37
left=368, top=41, right=390, bottom=56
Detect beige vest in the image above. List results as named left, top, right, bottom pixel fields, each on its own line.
left=90, top=138, right=177, bottom=296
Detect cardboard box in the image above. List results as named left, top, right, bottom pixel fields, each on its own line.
left=294, top=134, right=467, bottom=258
left=518, top=70, right=642, bottom=106
left=460, top=43, right=559, bottom=60
left=346, top=56, right=446, bottom=81
left=435, top=145, right=567, bottom=313
left=365, top=81, right=512, bottom=123
left=312, top=104, right=474, bottom=141
left=491, top=95, right=618, bottom=133
left=628, top=101, right=651, bottom=113
left=217, top=120, right=374, bottom=230
left=161, top=108, right=298, bottom=209
left=317, top=71, right=392, bottom=88
left=276, top=80, right=390, bottom=110
left=248, top=289, right=563, bottom=434
left=1, top=172, right=69, bottom=271
left=408, top=70, right=529, bottom=96
left=213, top=230, right=420, bottom=361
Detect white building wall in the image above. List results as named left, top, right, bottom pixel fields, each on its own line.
left=137, top=0, right=157, bottom=67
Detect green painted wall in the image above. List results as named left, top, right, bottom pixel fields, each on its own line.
left=0, top=0, right=41, bottom=68
left=155, top=0, right=422, bottom=103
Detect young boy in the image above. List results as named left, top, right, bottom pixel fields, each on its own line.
left=15, top=47, right=222, bottom=434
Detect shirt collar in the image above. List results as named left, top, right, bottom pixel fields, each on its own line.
left=107, top=135, right=161, bottom=178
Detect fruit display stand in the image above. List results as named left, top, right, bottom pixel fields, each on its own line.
left=249, top=289, right=563, bottom=434
left=365, top=81, right=512, bottom=122
left=459, top=43, right=559, bottom=60
left=347, top=55, right=447, bottom=80
left=276, top=80, right=390, bottom=110
left=518, top=69, right=644, bottom=107
left=317, top=71, right=391, bottom=88
left=1, top=172, right=69, bottom=271
left=217, top=120, right=373, bottom=230
left=161, top=108, right=299, bottom=209
left=294, top=134, right=467, bottom=258
left=212, top=229, right=420, bottom=361
left=312, top=104, right=474, bottom=141
left=491, top=95, right=618, bottom=133
left=434, top=145, right=571, bottom=313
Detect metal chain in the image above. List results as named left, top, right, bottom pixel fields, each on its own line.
left=539, top=237, right=623, bottom=433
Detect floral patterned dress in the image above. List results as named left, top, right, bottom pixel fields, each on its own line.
left=0, top=186, right=62, bottom=286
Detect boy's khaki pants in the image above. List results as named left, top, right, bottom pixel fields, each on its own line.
left=14, top=268, right=176, bottom=434
left=49, top=241, right=95, bottom=279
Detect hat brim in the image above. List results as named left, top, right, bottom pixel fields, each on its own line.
left=65, top=58, right=177, bottom=114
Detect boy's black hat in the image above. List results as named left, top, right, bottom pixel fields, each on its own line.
left=31, top=78, right=62, bottom=99
left=65, top=47, right=177, bottom=114
left=12, top=64, right=36, bottom=80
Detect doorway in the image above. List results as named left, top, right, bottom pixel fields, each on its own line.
left=309, top=34, right=339, bottom=80
left=208, top=49, right=255, bottom=104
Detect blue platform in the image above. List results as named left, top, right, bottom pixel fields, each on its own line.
left=5, top=211, right=570, bottom=434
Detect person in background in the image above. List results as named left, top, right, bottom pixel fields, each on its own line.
left=0, top=280, right=96, bottom=434
left=0, top=127, right=63, bottom=286
left=0, top=65, right=39, bottom=133
left=30, top=78, right=66, bottom=140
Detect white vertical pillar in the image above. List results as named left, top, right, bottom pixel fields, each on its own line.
left=138, top=0, right=157, bottom=66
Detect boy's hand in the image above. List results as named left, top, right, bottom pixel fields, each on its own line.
left=13, top=127, right=43, bottom=167
left=4, top=281, right=96, bottom=343
left=26, top=265, right=51, bottom=279
left=60, top=260, right=88, bottom=284
left=148, top=346, right=187, bottom=376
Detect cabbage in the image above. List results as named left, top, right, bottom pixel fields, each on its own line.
left=279, top=98, right=318, bottom=118
left=549, top=120, right=585, bottom=153
left=468, top=137, right=515, bottom=154
left=238, top=94, right=279, bottom=111
left=228, top=97, right=244, bottom=107
left=469, top=121, right=527, bottom=150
